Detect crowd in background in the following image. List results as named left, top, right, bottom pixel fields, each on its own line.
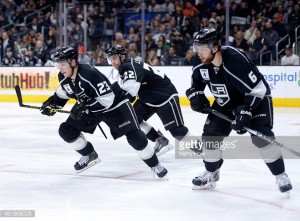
left=0, top=0, right=299, bottom=67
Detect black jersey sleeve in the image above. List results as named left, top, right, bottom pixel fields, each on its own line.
left=119, top=59, right=142, bottom=97
left=222, top=47, right=267, bottom=110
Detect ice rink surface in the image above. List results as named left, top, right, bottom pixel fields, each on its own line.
left=0, top=103, right=299, bottom=221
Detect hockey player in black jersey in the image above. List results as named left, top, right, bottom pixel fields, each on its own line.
left=186, top=28, right=292, bottom=193
left=40, top=46, right=167, bottom=178
left=107, top=45, right=198, bottom=156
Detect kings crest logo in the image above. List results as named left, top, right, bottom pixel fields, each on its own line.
left=63, top=84, right=74, bottom=94
left=210, top=83, right=230, bottom=106
left=200, top=69, right=210, bottom=81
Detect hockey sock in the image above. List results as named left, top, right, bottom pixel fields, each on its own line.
left=266, top=157, right=285, bottom=176
left=146, top=127, right=160, bottom=142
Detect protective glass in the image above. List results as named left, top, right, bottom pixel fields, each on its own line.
left=54, top=61, right=69, bottom=69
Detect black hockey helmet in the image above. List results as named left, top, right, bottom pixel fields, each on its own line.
left=107, top=45, right=127, bottom=62
left=53, top=46, right=79, bottom=63
left=193, top=28, right=220, bottom=52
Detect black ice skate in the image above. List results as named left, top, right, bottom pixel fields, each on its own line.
left=74, top=150, right=101, bottom=173
left=154, top=130, right=174, bottom=156
left=276, top=172, right=292, bottom=196
left=152, top=163, right=168, bottom=178
left=192, top=169, right=220, bottom=190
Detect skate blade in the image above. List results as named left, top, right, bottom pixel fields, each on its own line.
left=75, top=158, right=101, bottom=174
left=284, top=191, right=291, bottom=199
left=192, top=182, right=216, bottom=190
left=153, top=174, right=169, bottom=181
left=156, top=144, right=174, bottom=156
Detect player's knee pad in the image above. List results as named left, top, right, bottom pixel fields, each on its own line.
left=126, top=129, right=148, bottom=151
left=59, top=122, right=81, bottom=142
left=139, top=120, right=152, bottom=135
left=201, top=131, right=223, bottom=161
left=251, top=126, right=274, bottom=148
left=258, top=143, right=282, bottom=163
left=169, top=126, right=189, bottom=140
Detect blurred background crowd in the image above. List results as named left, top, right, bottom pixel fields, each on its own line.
left=0, top=0, right=299, bottom=67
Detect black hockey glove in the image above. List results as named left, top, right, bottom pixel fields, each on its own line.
left=186, top=88, right=210, bottom=114
left=40, top=96, right=62, bottom=116
left=231, top=105, right=252, bottom=134
left=70, top=100, right=89, bottom=120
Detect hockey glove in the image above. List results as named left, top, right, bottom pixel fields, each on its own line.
left=40, top=96, right=62, bottom=116
left=186, top=88, right=210, bottom=114
left=231, top=105, right=252, bottom=134
left=70, top=100, right=89, bottom=120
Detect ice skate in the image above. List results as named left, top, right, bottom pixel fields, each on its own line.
left=276, top=172, right=292, bottom=197
left=154, top=130, right=174, bottom=156
left=152, top=163, right=168, bottom=178
left=192, top=169, right=220, bottom=190
left=74, top=150, right=101, bottom=173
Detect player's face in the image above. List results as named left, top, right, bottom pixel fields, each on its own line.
left=194, top=44, right=214, bottom=64
left=55, top=61, right=73, bottom=77
left=108, top=54, right=121, bottom=69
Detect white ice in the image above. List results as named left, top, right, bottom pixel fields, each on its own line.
left=0, top=103, right=299, bottom=221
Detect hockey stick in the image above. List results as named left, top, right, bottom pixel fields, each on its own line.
left=205, top=107, right=300, bottom=157
left=15, top=85, right=69, bottom=113
left=15, top=85, right=107, bottom=139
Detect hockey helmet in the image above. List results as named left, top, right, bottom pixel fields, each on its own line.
left=107, top=45, right=127, bottom=63
left=193, top=28, right=220, bottom=52
left=53, top=46, right=79, bottom=63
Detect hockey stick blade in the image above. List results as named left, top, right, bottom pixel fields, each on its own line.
left=15, top=85, right=25, bottom=107
left=205, top=107, right=300, bottom=157
left=15, top=85, right=70, bottom=113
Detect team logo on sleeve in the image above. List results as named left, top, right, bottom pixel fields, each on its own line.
left=63, top=84, right=74, bottom=94
left=210, top=83, right=230, bottom=106
left=200, top=69, right=210, bottom=81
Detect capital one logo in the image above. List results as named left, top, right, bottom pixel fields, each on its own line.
left=210, top=83, right=230, bottom=106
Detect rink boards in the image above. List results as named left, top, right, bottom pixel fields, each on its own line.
left=0, top=66, right=299, bottom=107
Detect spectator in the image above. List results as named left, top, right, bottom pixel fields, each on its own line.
left=23, top=44, right=40, bottom=66
left=1, top=31, right=15, bottom=59
left=249, top=29, right=268, bottom=64
left=1, top=46, right=18, bottom=66
left=232, top=31, right=249, bottom=51
left=129, top=48, right=142, bottom=61
left=77, top=45, right=91, bottom=64
left=281, top=45, right=300, bottom=65
left=170, top=31, right=188, bottom=57
left=273, top=4, right=288, bottom=23
left=148, top=0, right=161, bottom=12
left=161, top=0, right=175, bottom=14
left=244, top=20, right=259, bottom=46
left=272, top=15, right=287, bottom=38
left=94, top=47, right=108, bottom=66
left=35, top=40, right=48, bottom=66
left=262, top=22, right=279, bottom=60
left=182, top=1, right=199, bottom=19
left=183, top=48, right=195, bottom=66
left=113, top=32, right=127, bottom=47
left=156, top=39, right=167, bottom=62
left=161, top=46, right=183, bottom=65
left=146, top=49, right=159, bottom=66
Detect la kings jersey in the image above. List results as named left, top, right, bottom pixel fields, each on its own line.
left=118, top=58, right=178, bottom=106
left=191, top=46, right=271, bottom=110
left=54, top=64, right=119, bottom=114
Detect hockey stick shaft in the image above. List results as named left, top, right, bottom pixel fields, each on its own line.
left=205, top=107, right=300, bottom=157
left=15, top=85, right=107, bottom=139
left=15, top=85, right=70, bottom=113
